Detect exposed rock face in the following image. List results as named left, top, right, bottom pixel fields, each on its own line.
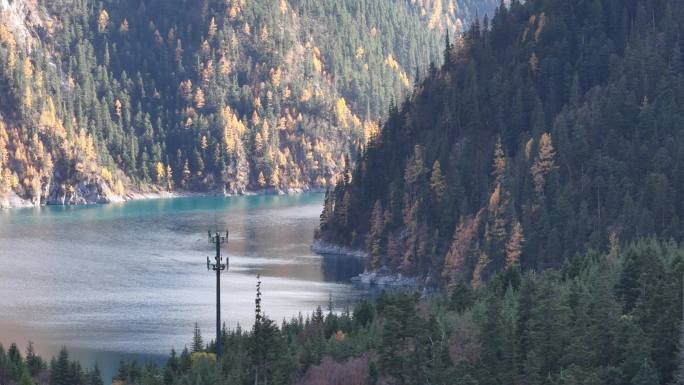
left=46, top=178, right=117, bottom=205
left=0, top=0, right=48, bottom=50
left=0, top=190, right=33, bottom=209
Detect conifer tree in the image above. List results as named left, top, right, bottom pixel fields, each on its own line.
left=192, top=323, right=203, bottom=353
left=368, top=200, right=385, bottom=269
left=430, top=160, right=446, bottom=202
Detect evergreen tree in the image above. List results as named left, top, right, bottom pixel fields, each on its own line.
left=191, top=322, right=203, bottom=353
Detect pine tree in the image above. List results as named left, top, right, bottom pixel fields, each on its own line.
left=631, top=358, right=658, bottom=385
left=673, top=280, right=684, bottom=385
left=25, top=342, right=42, bottom=376
left=449, top=280, right=474, bottom=312
left=368, top=200, right=384, bottom=269
left=88, top=363, right=103, bottom=385
left=492, top=137, right=506, bottom=186
left=430, top=160, right=446, bottom=201
left=50, top=348, right=70, bottom=385
left=192, top=323, right=203, bottom=353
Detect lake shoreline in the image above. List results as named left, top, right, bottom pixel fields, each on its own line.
left=311, top=240, right=422, bottom=289
left=0, top=186, right=326, bottom=210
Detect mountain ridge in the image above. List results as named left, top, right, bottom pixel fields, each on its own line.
left=0, top=0, right=498, bottom=208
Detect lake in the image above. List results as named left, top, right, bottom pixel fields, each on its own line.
left=0, top=193, right=367, bottom=381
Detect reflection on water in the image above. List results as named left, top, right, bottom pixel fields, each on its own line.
left=0, top=193, right=367, bottom=382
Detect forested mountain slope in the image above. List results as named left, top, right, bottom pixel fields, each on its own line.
left=319, top=0, right=684, bottom=286
left=0, top=0, right=497, bottom=206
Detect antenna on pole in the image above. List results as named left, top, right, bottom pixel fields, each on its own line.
left=206, top=229, right=229, bottom=360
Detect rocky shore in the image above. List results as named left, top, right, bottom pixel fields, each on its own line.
left=310, top=239, right=368, bottom=258
left=351, top=268, right=420, bottom=288
left=311, top=240, right=421, bottom=289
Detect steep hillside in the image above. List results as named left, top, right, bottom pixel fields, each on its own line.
left=0, top=0, right=497, bottom=207
left=318, top=0, right=684, bottom=286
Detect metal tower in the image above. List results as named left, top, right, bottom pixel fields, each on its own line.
left=207, top=230, right=228, bottom=359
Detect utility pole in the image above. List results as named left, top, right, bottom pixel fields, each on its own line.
left=206, top=231, right=228, bottom=359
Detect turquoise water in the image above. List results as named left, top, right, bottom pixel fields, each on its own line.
left=0, top=193, right=366, bottom=380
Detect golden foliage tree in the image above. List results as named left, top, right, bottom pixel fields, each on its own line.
left=114, top=99, right=122, bottom=117
left=505, top=221, right=525, bottom=269
left=530, top=132, right=556, bottom=194
left=269, top=167, right=279, bottom=187
left=98, top=9, right=110, bottom=33
left=471, top=252, right=491, bottom=289
left=155, top=162, right=166, bottom=182
left=443, top=209, right=484, bottom=281
left=208, top=17, right=217, bottom=39
left=194, top=89, right=206, bottom=109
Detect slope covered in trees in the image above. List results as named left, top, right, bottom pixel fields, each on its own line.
left=0, top=0, right=497, bottom=206
left=3, top=241, right=683, bottom=385
left=319, top=0, right=684, bottom=286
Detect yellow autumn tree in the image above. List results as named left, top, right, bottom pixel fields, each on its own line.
left=443, top=209, right=484, bottom=281
left=219, top=56, right=232, bottom=76
left=208, top=17, right=217, bottom=39
left=505, top=221, right=525, bottom=269
left=257, top=171, right=266, bottom=187
left=271, top=68, right=282, bottom=88
left=194, top=89, right=206, bottom=109
left=471, top=252, right=491, bottom=289
left=335, top=98, right=349, bottom=128
left=23, top=58, right=33, bottom=80
left=155, top=162, right=166, bottom=182
left=101, top=167, right=113, bottom=185
left=269, top=167, right=280, bottom=187
left=39, top=96, right=59, bottom=129
left=114, top=179, right=125, bottom=195
left=23, top=87, right=32, bottom=109
left=98, top=9, right=110, bottom=33
left=260, top=26, right=269, bottom=42
left=530, top=132, right=556, bottom=194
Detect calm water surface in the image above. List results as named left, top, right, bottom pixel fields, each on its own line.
left=0, top=193, right=366, bottom=380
